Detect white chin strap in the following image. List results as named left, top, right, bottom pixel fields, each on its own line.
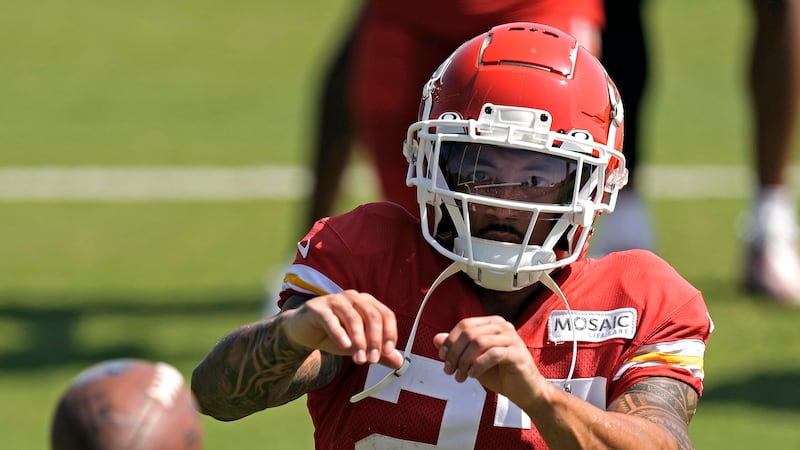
left=350, top=262, right=461, bottom=403
left=454, top=237, right=557, bottom=292
left=350, top=261, right=579, bottom=403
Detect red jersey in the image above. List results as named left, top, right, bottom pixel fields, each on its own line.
left=280, top=202, right=712, bottom=449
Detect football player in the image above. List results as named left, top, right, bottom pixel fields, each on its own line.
left=193, top=23, right=712, bottom=449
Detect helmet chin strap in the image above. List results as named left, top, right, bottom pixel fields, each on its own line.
left=452, top=209, right=574, bottom=292
left=454, top=237, right=556, bottom=291
left=350, top=262, right=462, bottom=403
left=350, top=261, right=580, bottom=403
left=539, top=271, right=578, bottom=393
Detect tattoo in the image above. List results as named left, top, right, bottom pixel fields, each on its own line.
left=608, top=377, right=699, bottom=450
left=192, top=314, right=340, bottom=420
left=281, top=347, right=343, bottom=405
left=230, top=315, right=310, bottom=401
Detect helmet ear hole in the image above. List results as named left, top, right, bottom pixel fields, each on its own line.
left=555, top=227, right=572, bottom=251
left=433, top=203, right=457, bottom=244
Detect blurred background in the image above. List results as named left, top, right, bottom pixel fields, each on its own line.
left=1, top=0, right=799, bottom=448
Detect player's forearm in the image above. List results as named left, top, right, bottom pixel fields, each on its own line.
left=191, top=314, right=313, bottom=421
left=523, top=381, right=684, bottom=450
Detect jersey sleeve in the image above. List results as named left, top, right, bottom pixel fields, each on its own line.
left=609, top=289, right=713, bottom=400
left=278, top=202, right=420, bottom=308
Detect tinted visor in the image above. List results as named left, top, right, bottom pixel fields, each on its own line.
left=439, top=142, right=578, bottom=205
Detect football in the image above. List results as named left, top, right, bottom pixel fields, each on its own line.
left=50, top=358, right=204, bottom=450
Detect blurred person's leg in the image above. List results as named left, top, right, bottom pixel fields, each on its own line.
left=589, top=0, right=655, bottom=256
left=306, top=17, right=360, bottom=231
left=348, top=11, right=448, bottom=215
left=744, top=0, right=800, bottom=304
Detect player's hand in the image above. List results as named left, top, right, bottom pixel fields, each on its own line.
left=433, top=316, right=547, bottom=408
left=282, top=290, right=404, bottom=369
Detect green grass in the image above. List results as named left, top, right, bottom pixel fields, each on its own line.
left=0, top=202, right=301, bottom=291
left=2, top=0, right=800, bottom=449
left=0, top=0, right=358, bottom=165
left=644, top=1, right=755, bottom=167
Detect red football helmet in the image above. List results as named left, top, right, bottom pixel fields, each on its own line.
left=404, top=22, right=627, bottom=291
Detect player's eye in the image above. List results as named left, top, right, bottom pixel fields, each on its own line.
left=522, top=175, right=558, bottom=188
left=472, top=170, right=491, bottom=183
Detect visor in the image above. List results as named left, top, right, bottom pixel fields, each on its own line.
left=439, top=142, right=580, bottom=205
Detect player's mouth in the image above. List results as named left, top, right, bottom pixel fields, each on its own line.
left=476, top=224, right=525, bottom=244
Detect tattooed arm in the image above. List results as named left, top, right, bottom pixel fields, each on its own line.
left=607, top=377, right=698, bottom=448
left=528, top=376, right=698, bottom=449
left=191, top=296, right=340, bottom=421
left=192, top=290, right=404, bottom=421
left=434, top=318, right=699, bottom=449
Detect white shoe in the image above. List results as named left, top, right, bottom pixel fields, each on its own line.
left=589, top=189, right=656, bottom=257
left=743, top=190, right=800, bottom=305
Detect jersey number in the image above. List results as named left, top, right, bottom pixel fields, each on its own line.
left=355, top=353, right=523, bottom=449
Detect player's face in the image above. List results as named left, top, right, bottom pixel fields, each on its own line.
left=441, top=143, right=576, bottom=245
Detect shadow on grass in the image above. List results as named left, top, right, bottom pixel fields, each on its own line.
left=6, top=275, right=799, bottom=413
left=0, top=291, right=267, bottom=372
left=702, top=371, right=800, bottom=411
left=680, top=275, right=800, bottom=411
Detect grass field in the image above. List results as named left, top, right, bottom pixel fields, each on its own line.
left=2, top=0, right=800, bottom=449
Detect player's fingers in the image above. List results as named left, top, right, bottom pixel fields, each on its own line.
left=438, top=317, right=513, bottom=381
left=433, top=332, right=448, bottom=351
left=465, top=321, right=531, bottom=380
left=309, top=296, right=359, bottom=351
left=349, top=292, right=389, bottom=364
left=326, top=292, right=370, bottom=362
left=334, top=290, right=397, bottom=365
left=375, top=301, right=398, bottom=357
left=452, top=333, right=515, bottom=382
left=378, top=349, right=405, bottom=370
left=466, top=346, right=508, bottom=379
left=288, top=292, right=392, bottom=362
left=283, top=301, right=350, bottom=355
